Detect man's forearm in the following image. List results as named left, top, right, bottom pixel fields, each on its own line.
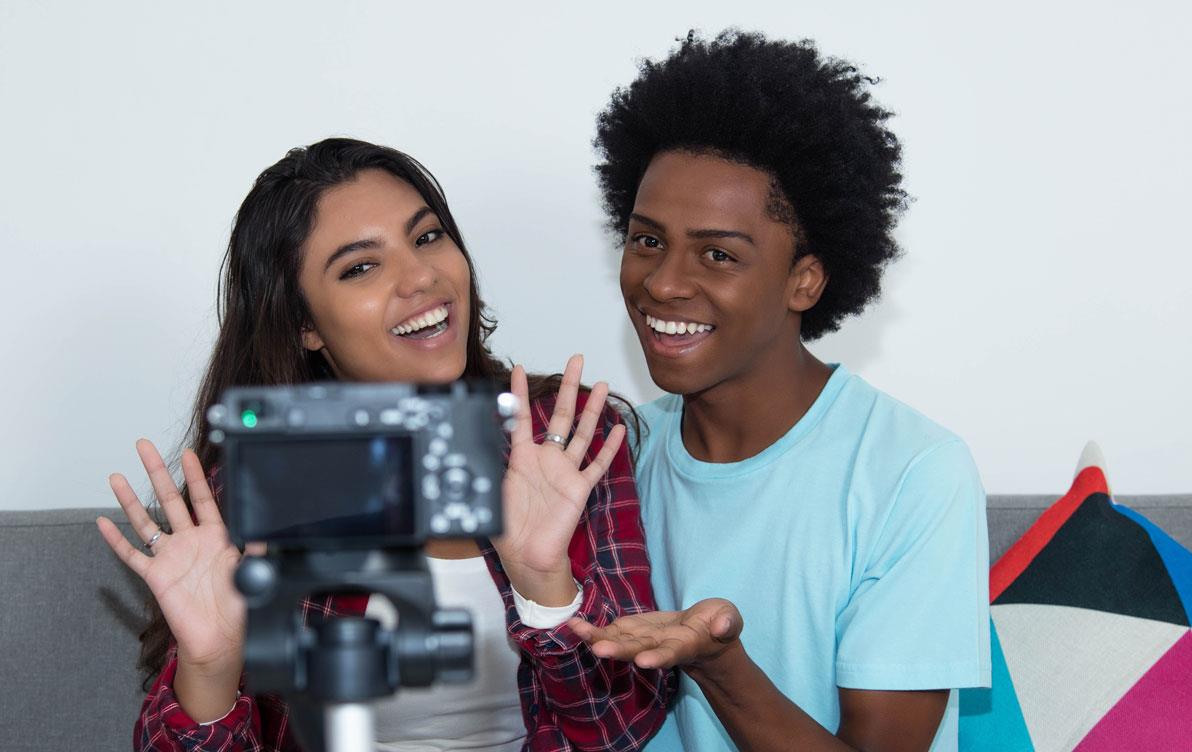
left=686, top=642, right=852, bottom=752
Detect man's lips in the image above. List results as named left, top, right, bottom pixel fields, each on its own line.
left=638, top=311, right=715, bottom=357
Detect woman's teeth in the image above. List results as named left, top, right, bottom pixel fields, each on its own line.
left=645, top=314, right=714, bottom=336
left=392, top=305, right=449, bottom=337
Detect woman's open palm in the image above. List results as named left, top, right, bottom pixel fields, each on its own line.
left=96, top=440, right=248, bottom=673
left=496, top=355, right=626, bottom=580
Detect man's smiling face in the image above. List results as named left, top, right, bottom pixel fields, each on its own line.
left=620, top=150, right=817, bottom=398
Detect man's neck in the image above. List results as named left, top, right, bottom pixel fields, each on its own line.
left=680, top=346, right=832, bottom=463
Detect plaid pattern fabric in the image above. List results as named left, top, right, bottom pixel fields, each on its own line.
left=134, top=394, right=673, bottom=751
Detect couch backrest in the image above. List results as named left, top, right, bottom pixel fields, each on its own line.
left=0, top=509, right=149, bottom=749
left=2, top=496, right=1190, bottom=749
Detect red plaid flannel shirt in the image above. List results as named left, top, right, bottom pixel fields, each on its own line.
left=134, top=395, right=675, bottom=751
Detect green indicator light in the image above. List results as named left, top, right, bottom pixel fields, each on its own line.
left=241, top=410, right=258, bottom=428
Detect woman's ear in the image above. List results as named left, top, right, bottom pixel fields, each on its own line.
left=301, top=326, right=325, bottom=352
left=787, top=253, right=829, bottom=314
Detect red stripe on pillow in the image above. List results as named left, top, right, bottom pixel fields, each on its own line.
left=989, top=466, right=1110, bottom=601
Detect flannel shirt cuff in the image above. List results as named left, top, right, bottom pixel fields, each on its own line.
left=156, top=660, right=253, bottom=735
left=508, top=575, right=615, bottom=656
left=510, top=578, right=583, bottom=629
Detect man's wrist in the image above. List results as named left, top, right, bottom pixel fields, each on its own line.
left=684, top=637, right=748, bottom=687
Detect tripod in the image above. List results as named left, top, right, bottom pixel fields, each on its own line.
left=236, top=549, right=473, bottom=752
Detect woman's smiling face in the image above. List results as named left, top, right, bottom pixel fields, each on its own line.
left=298, top=168, right=471, bottom=384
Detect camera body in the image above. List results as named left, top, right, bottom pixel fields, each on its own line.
left=208, top=380, right=513, bottom=548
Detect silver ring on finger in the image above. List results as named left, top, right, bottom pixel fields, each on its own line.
left=543, top=433, right=568, bottom=450
left=143, top=528, right=164, bottom=551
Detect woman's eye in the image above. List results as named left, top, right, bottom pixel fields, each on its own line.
left=416, top=229, right=444, bottom=247
left=704, top=248, right=734, bottom=263
left=340, top=262, right=377, bottom=280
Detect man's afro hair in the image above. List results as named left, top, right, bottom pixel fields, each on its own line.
left=595, top=30, right=907, bottom=341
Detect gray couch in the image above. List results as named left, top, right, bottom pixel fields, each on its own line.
left=3, top=495, right=1190, bottom=750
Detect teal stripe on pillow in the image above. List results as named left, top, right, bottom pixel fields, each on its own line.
left=959, top=619, right=1034, bottom=751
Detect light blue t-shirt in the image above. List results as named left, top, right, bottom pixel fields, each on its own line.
left=636, top=365, right=991, bottom=751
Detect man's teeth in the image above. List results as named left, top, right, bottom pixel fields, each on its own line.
left=392, top=305, right=449, bottom=335
left=645, top=314, right=714, bottom=335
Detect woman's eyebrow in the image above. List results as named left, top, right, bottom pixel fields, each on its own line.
left=324, top=237, right=381, bottom=272
left=405, top=206, right=434, bottom=235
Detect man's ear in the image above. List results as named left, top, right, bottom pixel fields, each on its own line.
left=301, top=326, right=325, bottom=352
left=787, top=253, right=828, bottom=313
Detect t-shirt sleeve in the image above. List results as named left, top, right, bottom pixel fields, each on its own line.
left=835, top=439, right=991, bottom=690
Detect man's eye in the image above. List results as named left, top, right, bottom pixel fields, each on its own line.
left=704, top=248, right=734, bottom=263
left=631, top=234, right=662, bottom=250
left=416, top=229, right=444, bottom=247
left=340, top=262, right=377, bottom=279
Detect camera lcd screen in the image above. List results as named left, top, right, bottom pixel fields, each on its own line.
left=233, top=435, right=416, bottom=543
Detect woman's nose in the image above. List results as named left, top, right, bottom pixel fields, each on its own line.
left=392, top=251, right=436, bottom=298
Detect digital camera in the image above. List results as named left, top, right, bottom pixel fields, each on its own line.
left=208, top=380, right=514, bottom=548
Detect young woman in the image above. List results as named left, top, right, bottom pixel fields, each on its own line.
left=96, top=138, right=670, bottom=751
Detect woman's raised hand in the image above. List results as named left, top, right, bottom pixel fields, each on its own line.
left=494, top=355, right=627, bottom=606
left=96, top=440, right=248, bottom=683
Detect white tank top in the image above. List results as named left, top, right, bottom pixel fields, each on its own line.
left=366, top=555, right=526, bottom=751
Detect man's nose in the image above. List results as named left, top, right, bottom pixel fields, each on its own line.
left=643, top=251, right=695, bottom=301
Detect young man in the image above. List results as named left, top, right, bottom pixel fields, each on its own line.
left=568, top=32, right=991, bottom=751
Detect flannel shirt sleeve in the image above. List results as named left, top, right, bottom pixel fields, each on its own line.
left=501, top=396, right=676, bottom=751
left=133, top=594, right=364, bottom=751
left=133, top=645, right=298, bottom=752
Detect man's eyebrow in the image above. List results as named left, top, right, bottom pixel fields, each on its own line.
left=687, top=228, right=755, bottom=245
left=629, top=212, right=754, bottom=245
left=324, top=237, right=381, bottom=272
left=629, top=213, right=666, bottom=232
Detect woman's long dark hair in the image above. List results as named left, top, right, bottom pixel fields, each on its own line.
left=139, top=138, right=633, bottom=681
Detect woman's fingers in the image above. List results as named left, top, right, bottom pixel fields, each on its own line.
left=95, top=516, right=152, bottom=579
left=181, top=449, right=222, bottom=527
left=108, top=472, right=163, bottom=544
left=565, top=381, right=609, bottom=463
left=509, top=364, right=533, bottom=448
left=545, top=354, right=584, bottom=444
left=580, top=423, right=625, bottom=487
left=136, top=438, right=193, bottom=533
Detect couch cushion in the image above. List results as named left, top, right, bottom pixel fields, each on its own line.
left=0, top=508, right=151, bottom=749
left=961, top=467, right=1192, bottom=751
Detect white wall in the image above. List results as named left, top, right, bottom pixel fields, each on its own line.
left=1, top=0, right=1188, bottom=511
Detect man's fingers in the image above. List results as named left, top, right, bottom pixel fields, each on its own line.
left=96, top=516, right=151, bottom=578
left=634, top=647, right=680, bottom=670
left=711, top=611, right=740, bottom=642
